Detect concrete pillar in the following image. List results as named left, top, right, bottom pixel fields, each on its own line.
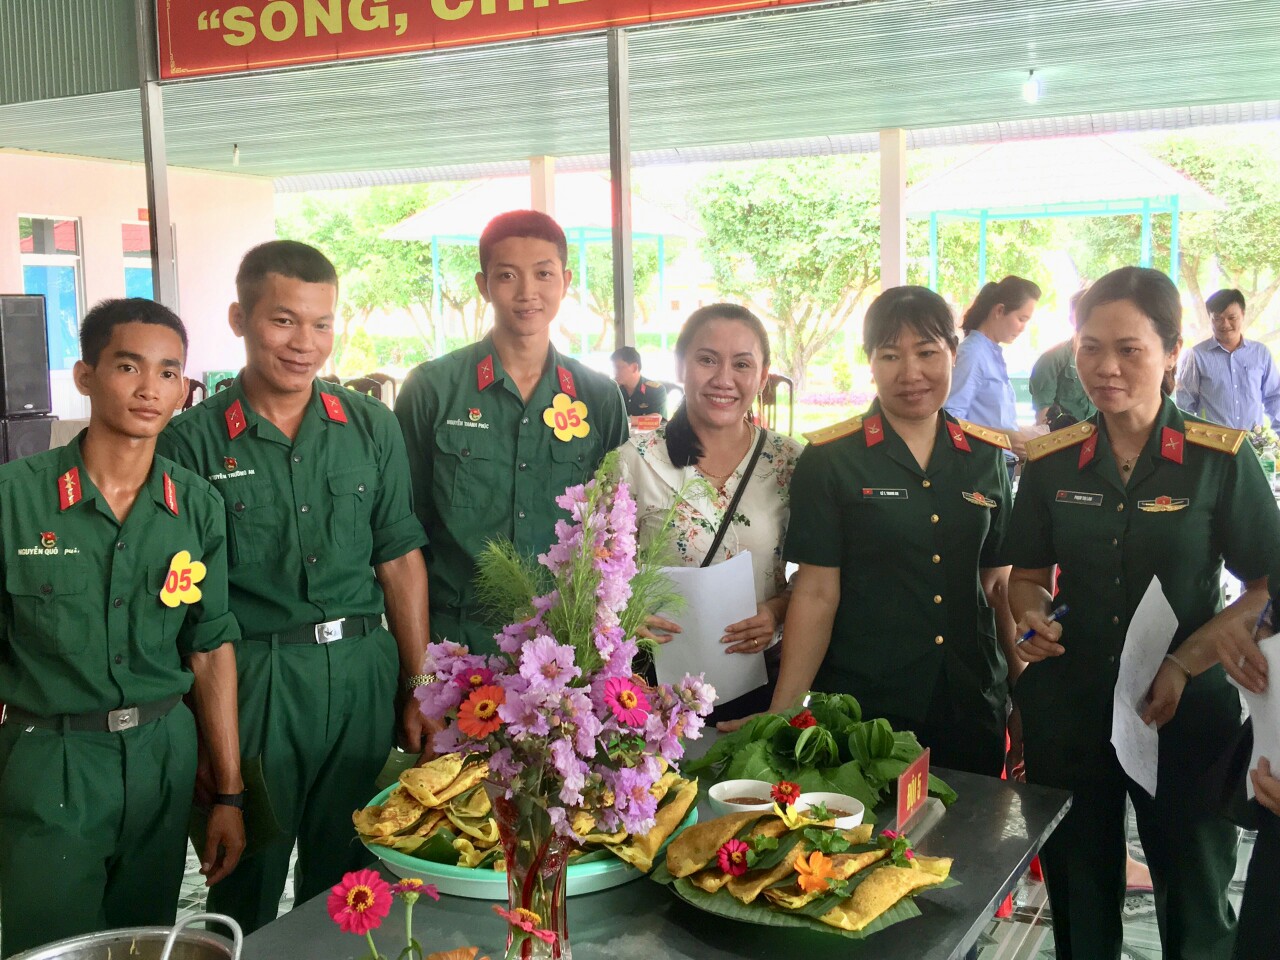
left=530, top=156, right=556, bottom=216
left=879, top=128, right=908, bottom=290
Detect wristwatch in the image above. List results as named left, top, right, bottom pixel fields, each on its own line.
left=214, top=791, right=247, bottom=810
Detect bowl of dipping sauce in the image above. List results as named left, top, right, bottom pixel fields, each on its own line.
left=795, top=791, right=865, bottom=830
left=708, top=779, right=776, bottom=818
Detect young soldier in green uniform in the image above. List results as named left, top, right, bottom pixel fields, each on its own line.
left=612, top=345, right=668, bottom=419
left=395, top=211, right=628, bottom=654
left=0, top=299, right=243, bottom=956
left=1009, top=267, right=1280, bottom=960
left=752, top=286, right=1018, bottom=776
left=159, top=242, right=430, bottom=934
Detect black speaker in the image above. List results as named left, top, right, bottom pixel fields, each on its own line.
left=0, top=415, right=56, bottom=464
left=0, top=295, right=52, bottom=417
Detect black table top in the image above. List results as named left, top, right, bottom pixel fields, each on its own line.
left=243, top=766, right=1069, bottom=960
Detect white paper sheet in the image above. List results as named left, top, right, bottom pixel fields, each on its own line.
left=654, top=551, right=767, bottom=703
left=1111, top=576, right=1178, bottom=797
left=1230, top=633, right=1280, bottom=800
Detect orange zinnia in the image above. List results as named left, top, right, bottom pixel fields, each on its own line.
left=457, top=684, right=506, bottom=739
left=794, top=850, right=837, bottom=894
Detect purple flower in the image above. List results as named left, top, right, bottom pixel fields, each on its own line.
left=550, top=738, right=589, bottom=806
left=518, top=635, right=581, bottom=692
left=610, top=765, right=659, bottom=834
left=415, top=679, right=464, bottom=720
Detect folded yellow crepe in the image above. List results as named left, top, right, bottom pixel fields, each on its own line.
left=608, top=778, right=699, bottom=872
left=820, top=856, right=953, bottom=932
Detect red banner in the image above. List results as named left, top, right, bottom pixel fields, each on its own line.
left=157, top=0, right=818, bottom=79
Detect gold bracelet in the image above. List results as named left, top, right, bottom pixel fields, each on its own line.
left=1163, top=652, right=1193, bottom=680
left=403, top=673, right=437, bottom=692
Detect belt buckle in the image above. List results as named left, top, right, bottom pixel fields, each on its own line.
left=108, top=706, right=139, bottom=732
left=314, top=618, right=346, bottom=644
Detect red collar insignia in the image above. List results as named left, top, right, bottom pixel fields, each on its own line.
left=948, top=423, right=972, bottom=453
left=864, top=414, right=884, bottom=447
left=557, top=365, right=577, bottom=399
left=1161, top=427, right=1184, bottom=465
left=58, top=467, right=81, bottom=511
left=1078, top=433, right=1098, bottom=470
left=162, top=472, right=179, bottom=516
left=477, top=355, right=495, bottom=391
left=225, top=400, right=247, bottom=440
left=320, top=392, right=348, bottom=424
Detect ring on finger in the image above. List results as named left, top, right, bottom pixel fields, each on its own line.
left=1239, top=654, right=1248, bottom=670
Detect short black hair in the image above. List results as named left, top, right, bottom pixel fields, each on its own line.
left=863, top=286, right=958, bottom=358
left=1075, top=266, right=1181, bottom=354
left=80, top=298, right=187, bottom=366
left=236, top=240, right=338, bottom=314
left=478, top=211, right=568, bottom=274
left=1205, top=288, right=1246, bottom=316
left=611, top=346, right=642, bottom=367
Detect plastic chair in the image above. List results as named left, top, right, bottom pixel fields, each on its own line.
left=755, top=373, right=794, bottom=435
left=366, top=372, right=399, bottom=407
left=214, top=378, right=235, bottom=393
left=183, top=379, right=207, bottom=410
left=344, top=377, right=383, bottom=402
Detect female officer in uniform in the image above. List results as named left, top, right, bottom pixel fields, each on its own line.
left=754, top=286, right=1018, bottom=776
left=1008, top=266, right=1280, bottom=960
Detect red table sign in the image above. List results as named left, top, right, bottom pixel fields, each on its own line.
left=897, top=747, right=930, bottom=830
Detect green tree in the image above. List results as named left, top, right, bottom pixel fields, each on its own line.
left=690, top=157, right=882, bottom=389
left=1068, top=130, right=1280, bottom=334
left=569, top=240, right=681, bottom=351
left=906, top=218, right=1054, bottom=312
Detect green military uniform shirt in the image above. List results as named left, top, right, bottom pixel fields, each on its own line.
left=1029, top=340, right=1096, bottom=423
left=1006, top=397, right=1280, bottom=775
left=395, top=337, right=629, bottom=652
left=158, top=378, right=427, bottom=634
left=623, top=379, right=668, bottom=418
left=784, top=401, right=1013, bottom=725
left=0, top=435, right=238, bottom=716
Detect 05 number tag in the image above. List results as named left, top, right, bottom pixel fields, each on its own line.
left=543, top=393, right=591, bottom=442
left=160, top=549, right=207, bottom=608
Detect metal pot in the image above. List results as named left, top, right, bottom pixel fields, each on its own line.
left=9, top=913, right=242, bottom=960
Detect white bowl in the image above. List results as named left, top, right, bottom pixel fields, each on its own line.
left=795, top=791, right=865, bottom=830
left=708, top=779, right=775, bottom=818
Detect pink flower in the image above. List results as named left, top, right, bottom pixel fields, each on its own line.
left=392, top=878, right=439, bottom=902
left=603, top=676, right=651, bottom=726
left=327, top=869, right=392, bottom=936
left=492, top=905, right=557, bottom=945
left=717, top=838, right=750, bottom=876
left=904, top=849, right=915, bottom=861
left=881, top=829, right=898, bottom=841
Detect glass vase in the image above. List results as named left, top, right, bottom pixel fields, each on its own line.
left=491, top=791, right=572, bottom=960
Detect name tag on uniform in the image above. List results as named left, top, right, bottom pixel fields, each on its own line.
left=861, top=487, right=908, bottom=500
left=1055, top=490, right=1103, bottom=507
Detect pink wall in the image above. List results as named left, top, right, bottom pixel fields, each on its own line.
left=0, top=150, right=273, bottom=416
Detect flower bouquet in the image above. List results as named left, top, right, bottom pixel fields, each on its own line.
left=416, top=454, right=715, bottom=959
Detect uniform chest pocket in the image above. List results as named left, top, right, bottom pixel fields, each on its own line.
left=6, top=557, right=89, bottom=657
left=328, top=466, right=377, bottom=546
left=549, top=438, right=596, bottom=492
left=434, top=430, right=495, bottom=510
left=147, top=563, right=188, bottom=650
left=222, top=479, right=284, bottom=565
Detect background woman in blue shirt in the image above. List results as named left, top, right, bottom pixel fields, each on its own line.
left=947, top=276, right=1041, bottom=463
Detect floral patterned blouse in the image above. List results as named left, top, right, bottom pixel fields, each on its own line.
left=616, top=425, right=803, bottom=605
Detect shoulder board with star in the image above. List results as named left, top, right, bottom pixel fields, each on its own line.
left=1026, top=421, right=1097, bottom=462
left=954, top=418, right=1011, bottom=450
left=644, top=379, right=664, bottom=389
left=1185, top=421, right=1246, bottom=455
left=803, top=416, right=864, bottom=446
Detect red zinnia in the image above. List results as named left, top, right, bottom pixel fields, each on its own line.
left=771, top=780, right=802, bottom=806
left=327, top=869, right=392, bottom=936
left=717, top=838, right=751, bottom=876
left=789, top=709, right=817, bottom=729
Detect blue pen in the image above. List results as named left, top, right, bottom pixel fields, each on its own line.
left=1017, top=603, right=1069, bottom=646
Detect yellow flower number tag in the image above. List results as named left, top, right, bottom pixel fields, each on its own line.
left=159, top=549, right=206, bottom=608
left=543, top=392, right=590, bottom=442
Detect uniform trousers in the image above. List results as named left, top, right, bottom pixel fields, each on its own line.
left=1235, top=807, right=1279, bottom=960
left=0, top=705, right=197, bottom=957
left=877, top=666, right=1007, bottom=778
left=1024, top=676, right=1240, bottom=960
left=206, top=628, right=398, bottom=933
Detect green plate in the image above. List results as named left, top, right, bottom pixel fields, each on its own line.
left=361, top=783, right=699, bottom=900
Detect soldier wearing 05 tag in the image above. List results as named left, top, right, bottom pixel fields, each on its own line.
left=0, top=300, right=242, bottom=957
left=395, top=211, right=629, bottom=656
left=159, top=242, right=430, bottom=934
left=1007, top=267, right=1280, bottom=960
left=733, top=287, right=1017, bottom=779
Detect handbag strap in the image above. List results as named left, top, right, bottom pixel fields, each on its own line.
left=701, top=427, right=768, bottom=568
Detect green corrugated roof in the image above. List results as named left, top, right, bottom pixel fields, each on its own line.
left=1, top=0, right=1278, bottom=177
left=0, top=0, right=138, bottom=106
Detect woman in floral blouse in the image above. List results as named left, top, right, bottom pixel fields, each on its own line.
left=617, top=304, right=802, bottom=721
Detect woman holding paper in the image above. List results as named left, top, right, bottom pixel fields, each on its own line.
left=1007, top=266, right=1280, bottom=960
left=753, top=285, right=1017, bottom=776
left=616, top=304, right=801, bottom=721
